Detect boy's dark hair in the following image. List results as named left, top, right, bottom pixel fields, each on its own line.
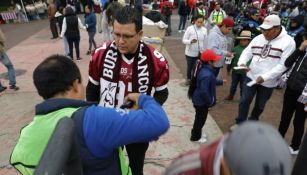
left=115, top=6, right=142, bottom=32
left=86, top=4, right=93, bottom=11
left=33, top=55, right=81, bottom=100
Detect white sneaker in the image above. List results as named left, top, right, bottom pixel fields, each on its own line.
left=289, top=146, right=299, bottom=155
left=178, top=30, right=182, bottom=33
left=196, top=137, right=207, bottom=144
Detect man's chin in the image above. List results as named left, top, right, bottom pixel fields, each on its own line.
left=118, top=48, right=129, bottom=54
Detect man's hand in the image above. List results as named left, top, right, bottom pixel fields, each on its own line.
left=223, top=79, right=227, bottom=84
left=256, top=76, right=264, bottom=84
left=124, top=93, right=141, bottom=110
left=299, top=40, right=307, bottom=51
left=305, top=104, right=307, bottom=112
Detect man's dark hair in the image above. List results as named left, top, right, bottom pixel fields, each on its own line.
left=115, top=6, right=142, bottom=32
left=33, top=55, right=81, bottom=99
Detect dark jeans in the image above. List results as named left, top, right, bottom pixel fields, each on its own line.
left=235, top=77, right=274, bottom=124
left=213, top=67, right=221, bottom=77
left=229, top=72, right=246, bottom=96
left=278, top=87, right=307, bottom=150
left=50, top=18, right=58, bottom=38
left=191, top=105, right=209, bottom=141
left=186, top=55, right=198, bottom=80
left=165, top=15, right=172, bottom=35
left=125, top=142, right=149, bottom=175
left=88, top=31, right=97, bottom=51
left=178, top=15, right=187, bottom=30
left=66, top=35, right=80, bottom=59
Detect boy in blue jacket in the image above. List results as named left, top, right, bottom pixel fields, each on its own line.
left=188, top=49, right=224, bottom=143
left=85, top=5, right=97, bottom=55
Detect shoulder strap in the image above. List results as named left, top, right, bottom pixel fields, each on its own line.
left=193, top=26, right=201, bottom=53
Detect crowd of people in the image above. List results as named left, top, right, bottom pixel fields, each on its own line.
left=1, top=0, right=307, bottom=174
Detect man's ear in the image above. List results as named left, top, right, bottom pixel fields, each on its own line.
left=138, top=30, right=143, bottom=38
left=72, top=79, right=80, bottom=93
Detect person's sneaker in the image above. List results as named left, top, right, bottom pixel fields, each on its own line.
left=224, top=95, right=234, bottom=101
left=178, top=30, right=182, bottom=33
left=77, top=57, right=82, bottom=61
left=0, top=86, right=7, bottom=93
left=182, top=30, right=185, bottom=32
left=289, top=146, right=299, bottom=155
left=9, top=85, right=19, bottom=91
left=86, top=50, right=91, bottom=55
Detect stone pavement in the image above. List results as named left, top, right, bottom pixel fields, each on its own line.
left=0, top=22, right=222, bottom=174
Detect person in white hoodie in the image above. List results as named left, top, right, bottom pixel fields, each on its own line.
left=182, top=14, right=207, bottom=85
left=234, top=15, right=296, bottom=125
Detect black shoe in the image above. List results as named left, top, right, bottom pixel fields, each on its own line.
left=50, top=37, right=58, bottom=39
left=0, top=86, right=7, bottom=93
left=77, top=57, right=82, bottom=61
left=9, top=85, right=19, bottom=91
left=86, top=50, right=91, bottom=55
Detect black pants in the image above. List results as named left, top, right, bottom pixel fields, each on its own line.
left=191, top=105, right=208, bottom=141
left=66, top=35, right=80, bottom=59
left=278, top=87, right=307, bottom=150
left=50, top=18, right=58, bottom=38
left=125, top=142, right=149, bottom=175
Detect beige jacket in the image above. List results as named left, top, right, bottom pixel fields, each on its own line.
left=0, top=29, right=6, bottom=53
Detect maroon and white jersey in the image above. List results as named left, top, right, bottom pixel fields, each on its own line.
left=88, top=41, right=169, bottom=107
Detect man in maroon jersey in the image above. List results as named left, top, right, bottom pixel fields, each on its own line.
left=86, top=6, right=169, bottom=175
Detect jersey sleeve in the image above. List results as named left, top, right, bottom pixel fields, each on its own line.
left=88, top=44, right=107, bottom=85
left=150, top=47, right=170, bottom=91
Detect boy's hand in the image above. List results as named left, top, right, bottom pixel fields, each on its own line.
left=124, top=93, right=141, bottom=110
left=223, top=79, right=227, bottom=84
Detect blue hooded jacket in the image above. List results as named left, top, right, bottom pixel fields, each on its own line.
left=192, top=64, right=223, bottom=107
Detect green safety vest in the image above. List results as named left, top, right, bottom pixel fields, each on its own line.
left=10, top=107, right=131, bottom=175
left=198, top=8, right=206, bottom=16
left=212, top=10, right=224, bottom=24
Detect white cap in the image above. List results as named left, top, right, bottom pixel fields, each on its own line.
left=259, top=15, right=281, bottom=29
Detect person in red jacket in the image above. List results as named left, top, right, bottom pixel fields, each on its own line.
left=161, top=0, right=173, bottom=36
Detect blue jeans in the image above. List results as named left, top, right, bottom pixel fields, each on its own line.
left=235, top=77, right=274, bottom=124
left=186, top=55, right=198, bottom=80
left=0, top=52, right=16, bottom=88
left=178, top=15, right=187, bottom=30
left=229, top=72, right=246, bottom=96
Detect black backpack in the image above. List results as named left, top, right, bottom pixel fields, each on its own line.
left=188, top=60, right=202, bottom=99
left=163, top=5, right=172, bottom=16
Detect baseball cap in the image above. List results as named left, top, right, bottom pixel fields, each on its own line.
left=220, top=17, right=235, bottom=27
left=259, top=15, right=281, bottom=29
left=200, top=49, right=222, bottom=62
left=223, top=121, right=293, bottom=175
